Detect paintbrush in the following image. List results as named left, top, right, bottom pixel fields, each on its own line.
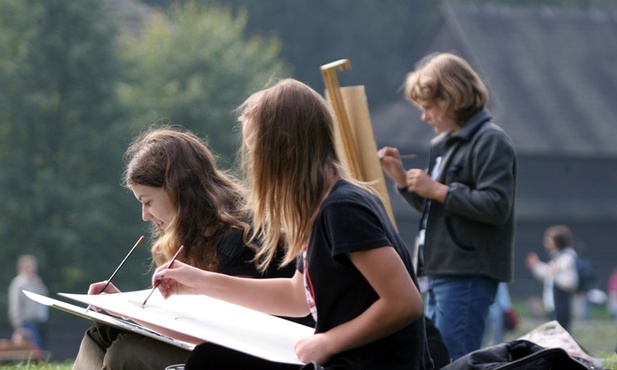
left=378, top=153, right=417, bottom=160
left=396, top=154, right=417, bottom=159
left=142, top=244, right=184, bottom=307
left=85, top=235, right=145, bottom=313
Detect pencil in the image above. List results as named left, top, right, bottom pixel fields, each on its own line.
left=142, top=244, right=185, bottom=306
left=378, top=153, right=417, bottom=160
left=85, top=235, right=145, bottom=313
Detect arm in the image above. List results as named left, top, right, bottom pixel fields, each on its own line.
left=378, top=146, right=407, bottom=188
left=379, top=146, right=446, bottom=201
left=154, top=261, right=310, bottom=318
left=378, top=146, right=436, bottom=212
left=295, top=246, right=423, bottom=364
left=526, top=252, right=550, bottom=280
left=446, top=129, right=517, bottom=225
left=8, top=278, right=23, bottom=328
left=554, top=253, right=578, bottom=292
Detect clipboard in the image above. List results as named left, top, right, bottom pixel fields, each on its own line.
left=23, top=290, right=195, bottom=351
left=25, top=289, right=313, bottom=365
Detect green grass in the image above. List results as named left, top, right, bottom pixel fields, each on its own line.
left=495, top=298, right=617, bottom=369
left=0, top=361, right=72, bottom=369
left=2, top=308, right=616, bottom=369
left=1, top=352, right=616, bottom=369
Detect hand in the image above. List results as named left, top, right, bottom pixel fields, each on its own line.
left=526, top=252, right=539, bottom=269
left=88, top=281, right=120, bottom=295
left=152, top=260, right=207, bottom=298
left=86, top=281, right=121, bottom=313
left=378, top=146, right=407, bottom=188
left=295, top=333, right=334, bottom=365
left=406, top=169, right=448, bottom=201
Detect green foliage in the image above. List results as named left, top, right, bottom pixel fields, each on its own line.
left=0, top=0, right=290, bottom=327
left=0, top=0, right=147, bottom=320
left=116, top=1, right=290, bottom=165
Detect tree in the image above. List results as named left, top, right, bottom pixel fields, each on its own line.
left=0, top=0, right=147, bottom=319
left=0, top=0, right=290, bottom=325
left=116, top=1, right=290, bottom=165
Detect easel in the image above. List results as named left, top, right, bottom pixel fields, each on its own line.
left=320, top=59, right=397, bottom=228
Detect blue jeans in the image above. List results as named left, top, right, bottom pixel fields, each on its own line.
left=22, top=321, right=44, bottom=349
left=425, top=275, right=498, bottom=360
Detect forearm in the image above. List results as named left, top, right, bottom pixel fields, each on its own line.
left=530, top=261, right=549, bottom=280
left=322, top=247, right=423, bottom=355
left=8, top=288, right=23, bottom=327
left=323, top=295, right=422, bottom=355
left=198, top=271, right=309, bottom=318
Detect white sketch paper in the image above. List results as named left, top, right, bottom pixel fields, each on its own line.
left=58, top=289, right=313, bottom=365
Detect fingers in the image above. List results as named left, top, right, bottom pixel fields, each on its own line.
left=151, top=261, right=189, bottom=297
left=88, top=281, right=119, bottom=295
left=378, top=146, right=400, bottom=159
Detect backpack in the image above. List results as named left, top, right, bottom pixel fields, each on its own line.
left=576, top=257, right=597, bottom=292
left=441, top=339, right=601, bottom=370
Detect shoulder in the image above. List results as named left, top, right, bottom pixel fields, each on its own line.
left=477, top=122, right=515, bottom=147
left=322, top=181, right=379, bottom=211
left=469, top=122, right=517, bottom=163
left=557, top=248, right=577, bottom=264
left=216, top=227, right=249, bottom=258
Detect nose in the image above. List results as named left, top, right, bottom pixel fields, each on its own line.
left=421, top=111, right=428, bottom=122
left=142, top=206, right=151, bottom=222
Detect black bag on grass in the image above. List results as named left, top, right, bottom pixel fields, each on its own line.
left=441, top=339, right=603, bottom=370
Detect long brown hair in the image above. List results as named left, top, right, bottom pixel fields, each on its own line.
left=237, top=79, right=365, bottom=271
left=122, top=126, right=252, bottom=271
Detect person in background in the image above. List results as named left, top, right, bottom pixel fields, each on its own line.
left=526, top=224, right=578, bottom=331
left=484, top=282, right=513, bottom=346
left=379, top=52, right=517, bottom=360
left=153, top=78, right=433, bottom=369
left=607, top=267, right=617, bottom=323
left=610, top=267, right=617, bottom=355
left=72, top=127, right=310, bottom=370
left=8, top=254, right=49, bottom=350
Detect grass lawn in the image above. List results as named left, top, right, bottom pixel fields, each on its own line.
left=1, top=309, right=616, bottom=369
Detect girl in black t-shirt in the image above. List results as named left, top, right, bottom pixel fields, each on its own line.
left=154, top=79, right=433, bottom=369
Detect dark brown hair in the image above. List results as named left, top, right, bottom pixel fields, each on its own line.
left=123, top=126, right=252, bottom=271
left=544, top=224, right=573, bottom=250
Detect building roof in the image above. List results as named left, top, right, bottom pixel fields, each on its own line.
left=372, top=4, right=617, bottom=156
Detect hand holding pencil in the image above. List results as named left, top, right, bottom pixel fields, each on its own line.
left=378, top=146, right=413, bottom=189
left=142, top=245, right=185, bottom=306
left=85, top=235, right=145, bottom=313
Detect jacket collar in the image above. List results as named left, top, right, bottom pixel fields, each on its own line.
left=451, top=110, right=492, bottom=141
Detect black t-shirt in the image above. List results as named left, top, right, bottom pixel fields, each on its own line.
left=299, top=181, right=433, bottom=370
left=216, top=227, right=294, bottom=278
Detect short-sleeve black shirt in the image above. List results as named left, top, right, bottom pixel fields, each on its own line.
left=299, top=181, right=433, bottom=369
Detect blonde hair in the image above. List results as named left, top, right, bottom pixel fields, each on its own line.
left=405, top=52, right=488, bottom=125
left=236, top=79, right=365, bottom=271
